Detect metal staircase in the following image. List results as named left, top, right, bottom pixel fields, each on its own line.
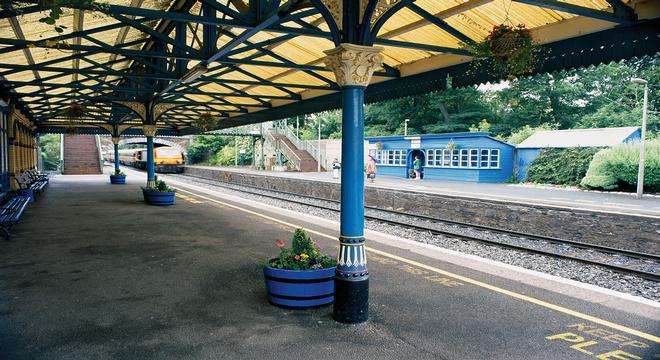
left=267, top=122, right=326, bottom=172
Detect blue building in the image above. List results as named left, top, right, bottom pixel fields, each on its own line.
left=515, top=127, right=641, bottom=181
left=367, top=132, right=515, bottom=183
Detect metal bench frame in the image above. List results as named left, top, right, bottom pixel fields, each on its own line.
left=0, top=192, right=30, bottom=240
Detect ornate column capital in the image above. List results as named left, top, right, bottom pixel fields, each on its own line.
left=111, top=136, right=120, bottom=145
left=323, top=43, right=384, bottom=88
left=142, top=125, right=158, bottom=137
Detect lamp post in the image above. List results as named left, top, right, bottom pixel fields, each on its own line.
left=404, top=118, right=410, bottom=136
left=630, top=78, right=648, bottom=199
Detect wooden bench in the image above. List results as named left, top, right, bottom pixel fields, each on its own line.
left=14, top=172, right=48, bottom=201
left=27, top=169, right=49, bottom=184
left=0, top=191, right=30, bottom=240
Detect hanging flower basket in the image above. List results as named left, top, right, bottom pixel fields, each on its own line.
left=63, top=102, right=85, bottom=119
left=195, top=113, right=216, bottom=132
left=445, top=140, right=457, bottom=152
left=463, top=24, right=538, bottom=79
left=65, top=125, right=79, bottom=135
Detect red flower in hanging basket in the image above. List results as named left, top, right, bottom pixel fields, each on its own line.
left=195, top=112, right=216, bottom=131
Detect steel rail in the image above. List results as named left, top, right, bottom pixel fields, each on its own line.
left=150, top=170, right=660, bottom=281
left=120, top=170, right=660, bottom=282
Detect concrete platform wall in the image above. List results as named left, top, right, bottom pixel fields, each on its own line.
left=184, top=167, right=660, bottom=254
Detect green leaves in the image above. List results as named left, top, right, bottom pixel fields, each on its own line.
left=268, top=228, right=336, bottom=270
left=582, top=140, right=660, bottom=192
left=527, top=148, right=599, bottom=186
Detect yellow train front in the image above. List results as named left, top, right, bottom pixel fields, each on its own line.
left=117, top=147, right=185, bottom=173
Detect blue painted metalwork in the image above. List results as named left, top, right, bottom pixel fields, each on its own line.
left=264, top=266, right=336, bottom=308
left=209, top=18, right=660, bottom=130
left=512, top=0, right=635, bottom=23
left=334, top=85, right=369, bottom=323
left=407, top=3, right=475, bottom=45
left=113, top=143, right=120, bottom=173
left=146, top=136, right=155, bottom=188
left=142, top=189, right=175, bottom=205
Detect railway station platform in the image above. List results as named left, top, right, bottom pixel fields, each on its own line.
left=1, top=173, right=658, bottom=360
left=186, top=166, right=660, bottom=218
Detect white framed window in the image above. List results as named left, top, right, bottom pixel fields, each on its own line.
left=451, top=150, right=460, bottom=167
left=460, top=149, right=469, bottom=168
left=469, top=149, right=479, bottom=168
left=426, top=149, right=435, bottom=166
left=443, top=149, right=452, bottom=168
left=490, top=149, right=500, bottom=168
left=368, top=149, right=383, bottom=163
left=480, top=149, right=490, bottom=168
left=381, top=149, right=406, bottom=166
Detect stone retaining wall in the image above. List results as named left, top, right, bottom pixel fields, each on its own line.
left=184, top=166, right=660, bottom=255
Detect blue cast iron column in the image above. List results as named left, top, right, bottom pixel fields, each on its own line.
left=324, top=44, right=384, bottom=324
left=143, top=125, right=157, bottom=188
left=112, top=136, right=120, bottom=173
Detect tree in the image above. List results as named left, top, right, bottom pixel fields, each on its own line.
left=187, top=135, right=228, bottom=164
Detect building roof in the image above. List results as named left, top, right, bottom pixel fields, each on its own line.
left=0, top=1, right=658, bottom=135
left=517, top=127, right=640, bottom=149
left=367, top=132, right=514, bottom=147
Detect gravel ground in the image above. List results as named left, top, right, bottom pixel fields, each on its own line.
left=165, top=173, right=660, bottom=302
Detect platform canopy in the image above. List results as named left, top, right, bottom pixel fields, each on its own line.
left=0, top=0, right=658, bottom=136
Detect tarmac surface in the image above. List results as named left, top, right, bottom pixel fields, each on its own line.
left=0, top=170, right=658, bottom=360
left=188, top=166, right=660, bottom=218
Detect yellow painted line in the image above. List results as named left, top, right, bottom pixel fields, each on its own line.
left=174, top=185, right=660, bottom=344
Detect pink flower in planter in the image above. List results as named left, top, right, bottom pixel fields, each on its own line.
left=294, top=255, right=300, bottom=261
left=276, top=240, right=285, bottom=247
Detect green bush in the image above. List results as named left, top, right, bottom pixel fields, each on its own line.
left=526, top=148, right=599, bottom=186
left=40, top=134, right=61, bottom=170
left=581, top=139, right=660, bottom=192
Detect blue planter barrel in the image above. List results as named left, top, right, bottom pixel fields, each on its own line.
left=109, top=175, right=126, bottom=184
left=142, top=189, right=175, bottom=206
left=264, top=266, right=336, bottom=308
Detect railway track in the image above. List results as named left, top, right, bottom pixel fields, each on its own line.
left=150, top=170, right=660, bottom=282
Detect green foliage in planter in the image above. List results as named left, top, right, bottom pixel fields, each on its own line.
left=268, top=228, right=336, bottom=270
left=581, top=139, right=660, bottom=192
left=145, top=177, right=174, bottom=192
left=526, top=148, right=599, bottom=186
left=113, top=169, right=126, bottom=176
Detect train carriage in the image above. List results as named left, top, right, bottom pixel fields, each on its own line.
left=108, top=147, right=185, bottom=173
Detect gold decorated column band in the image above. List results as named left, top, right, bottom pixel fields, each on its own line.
left=142, top=125, right=158, bottom=137
left=111, top=136, right=120, bottom=145
left=323, top=43, right=384, bottom=87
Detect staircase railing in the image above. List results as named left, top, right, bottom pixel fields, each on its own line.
left=272, top=123, right=327, bottom=170
left=265, top=131, right=301, bottom=171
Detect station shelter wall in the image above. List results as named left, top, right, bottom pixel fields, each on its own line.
left=515, top=148, right=542, bottom=182
left=0, top=106, right=38, bottom=190
left=368, top=134, right=514, bottom=183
